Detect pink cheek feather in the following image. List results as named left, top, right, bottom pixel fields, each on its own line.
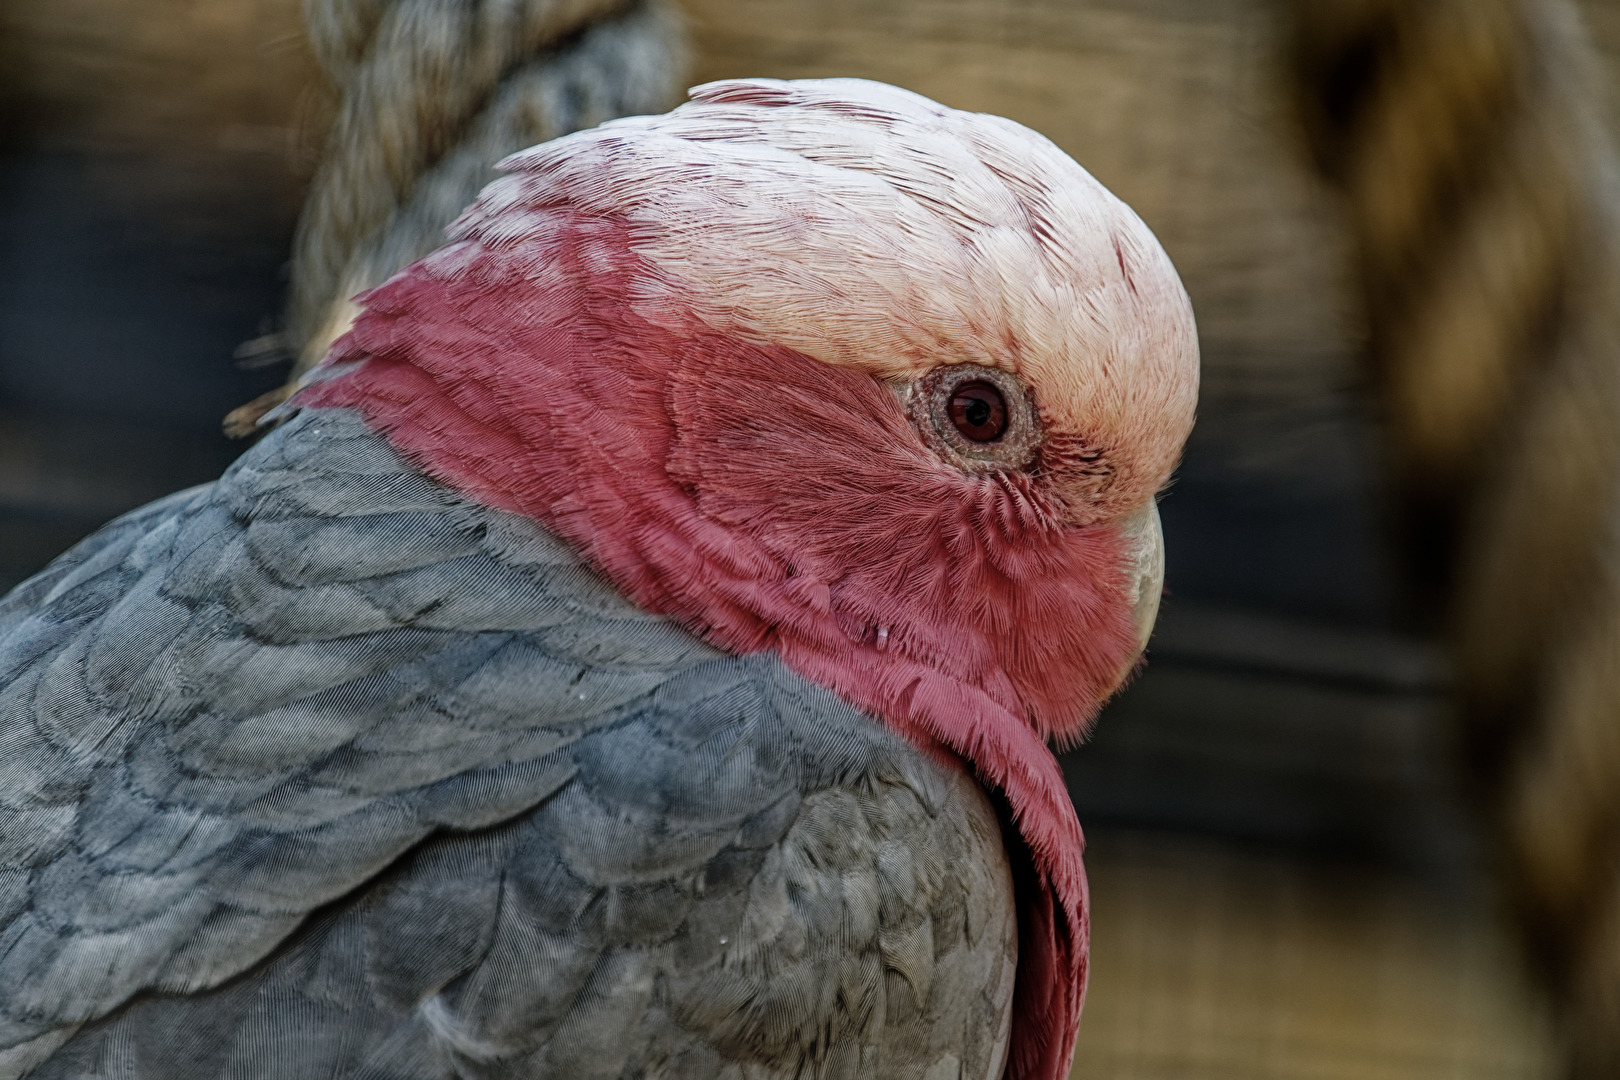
left=301, top=212, right=1141, bottom=1080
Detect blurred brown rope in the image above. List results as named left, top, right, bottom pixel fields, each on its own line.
left=225, top=0, right=685, bottom=435
left=1292, top=0, right=1620, bottom=1072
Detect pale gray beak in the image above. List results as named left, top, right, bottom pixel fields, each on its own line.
left=1121, top=500, right=1165, bottom=657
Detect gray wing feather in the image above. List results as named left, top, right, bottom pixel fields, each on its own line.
left=1, top=408, right=1016, bottom=1080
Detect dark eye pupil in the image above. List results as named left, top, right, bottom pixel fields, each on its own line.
left=947, top=381, right=1009, bottom=442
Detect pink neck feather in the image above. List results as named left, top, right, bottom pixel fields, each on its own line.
left=302, top=213, right=1141, bottom=1080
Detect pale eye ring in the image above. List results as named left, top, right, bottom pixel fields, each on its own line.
left=909, top=363, right=1042, bottom=471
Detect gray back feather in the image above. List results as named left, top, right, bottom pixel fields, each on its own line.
left=0, top=409, right=1016, bottom=1080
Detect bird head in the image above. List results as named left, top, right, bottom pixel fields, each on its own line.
left=309, top=77, right=1197, bottom=753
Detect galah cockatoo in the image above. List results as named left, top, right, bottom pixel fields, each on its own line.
left=0, top=79, right=1196, bottom=1080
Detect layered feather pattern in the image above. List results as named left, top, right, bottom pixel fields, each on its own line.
left=1, top=411, right=1017, bottom=1080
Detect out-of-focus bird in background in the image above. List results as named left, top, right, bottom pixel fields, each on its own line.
left=0, top=79, right=1196, bottom=1080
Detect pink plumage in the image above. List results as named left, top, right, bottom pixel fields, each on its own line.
left=303, top=77, right=1199, bottom=1080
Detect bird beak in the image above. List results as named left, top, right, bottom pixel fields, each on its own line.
left=1120, top=500, right=1165, bottom=657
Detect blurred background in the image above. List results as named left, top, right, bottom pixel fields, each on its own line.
left=3, top=0, right=1619, bottom=1075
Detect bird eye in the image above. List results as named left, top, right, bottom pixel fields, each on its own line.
left=947, top=381, right=1008, bottom=442
left=909, top=363, right=1041, bottom=472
